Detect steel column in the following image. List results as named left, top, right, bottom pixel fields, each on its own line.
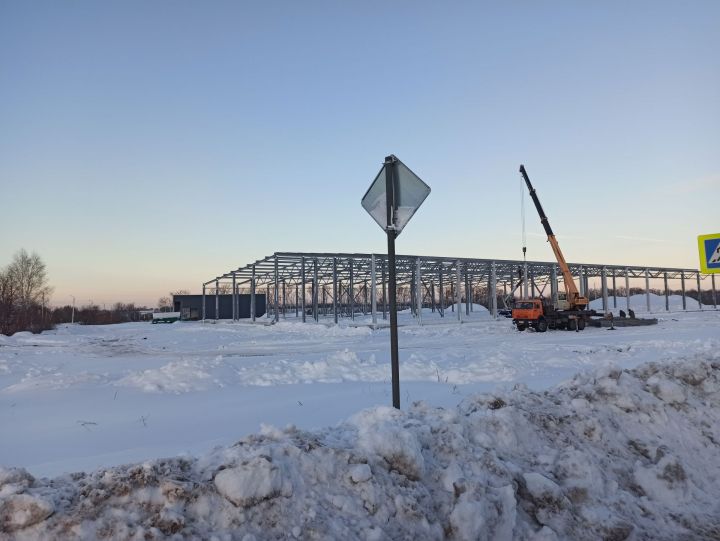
left=363, top=281, right=368, bottom=315
left=681, top=272, right=686, bottom=310
left=697, top=273, right=702, bottom=310
left=233, top=274, right=237, bottom=321
left=664, top=272, right=669, bottom=312
left=430, top=281, right=435, bottom=313
left=625, top=268, right=630, bottom=312
left=349, top=259, right=354, bottom=321
left=415, top=257, right=422, bottom=325
left=465, top=270, right=470, bottom=316
left=251, top=265, right=256, bottom=322
left=645, top=269, right=650, bottom=312
left=439, top=269, right=444, bottom=317
left=301, top=257, right=306, bottom=323
left=313, top=259, right=319, bottom=321
left=333, top=257, right=338, bottom=324
left=282, top=281, right=286, bottom=319
left=381, top=259, right=387, bottom=320
left=490, top=261, right=497, bottom=318
left=215, top=280, right=219, bottom=321
left=551, top=265, right=558, bottom=306
left=274, top=257, right=279, bottom=322
left=601, top=267, right=608, bottom=314
left=456, top=261, right=462, bottom=322
left=371, top=254, right=377, bottom=326
left=202, top=284, right=206, bottom=321
left=612, top=270, right=617, bottom=308
left=713, top=274, right=717, bottom=309
left=266, top=285, right=270, bottom=319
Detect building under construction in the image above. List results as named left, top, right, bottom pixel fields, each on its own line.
left=199, top=252, right=717, bottom=323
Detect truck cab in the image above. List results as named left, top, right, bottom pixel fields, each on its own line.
left=512, top=299, right=546, bottom=331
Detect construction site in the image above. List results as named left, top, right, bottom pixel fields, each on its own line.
left=198, top=251, right=715, bottom=323
left=198, top=164, right=717, bottom=328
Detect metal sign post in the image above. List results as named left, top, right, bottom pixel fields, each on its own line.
left=384, top=156, right=401, bottom=409
left=362, top=154, right=430, bottom=409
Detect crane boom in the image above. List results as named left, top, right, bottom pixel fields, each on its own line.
left=518, top=165, right=588, bottom=309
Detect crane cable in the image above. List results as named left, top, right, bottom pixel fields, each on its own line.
left=521, top=172, right=527, bottom=262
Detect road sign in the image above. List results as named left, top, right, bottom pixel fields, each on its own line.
left=698, top=233, right=720, bottom=274
left=361, top=155, right=431, bottom=237
left=361, top=155, right=431, bottom=410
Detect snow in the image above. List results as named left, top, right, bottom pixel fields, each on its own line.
left=1, top=310, right=719, bottom=478
left=214, top=457, right=285, bottom=507
left=1, top=356, right=720, bottom=539
left=588, top=292, right=713, bottom=313
left=0, top=308, right=719, bottom=538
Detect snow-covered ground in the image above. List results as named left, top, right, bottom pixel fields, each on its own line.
left=0, top=302, right=717, bottom=478
left=1, top=304, right=719, bottom=539
left=588, top=292, right=713, bottom=312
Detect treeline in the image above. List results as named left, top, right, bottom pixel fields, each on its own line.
left=1, top=250, right=153, bottom=336
left=53, top=303, right=150, bottom=326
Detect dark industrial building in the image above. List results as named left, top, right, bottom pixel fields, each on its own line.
left=173, top=294, right=266, bottom=320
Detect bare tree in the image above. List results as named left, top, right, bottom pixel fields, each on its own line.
left=0, top=268, right=17, bottom=334
left=6, top=249, right=53, bottom=313
left=170, top=289, right=190, bottom=296
left=0, top=250, right=54, bottom=335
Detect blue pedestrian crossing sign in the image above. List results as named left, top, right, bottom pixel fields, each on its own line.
left=698, top=233, right=720, bottom=274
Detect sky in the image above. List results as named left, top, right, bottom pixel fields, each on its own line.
left=1, top=1, right=718, bottom=307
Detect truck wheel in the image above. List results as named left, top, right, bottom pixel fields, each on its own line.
left=537, top=318, right=548, bottom=332
left=577, top=319, right=586, bottom=331
left=516, top=323, right=526, bottom=331
left=567, top=319, right=577, bottom=331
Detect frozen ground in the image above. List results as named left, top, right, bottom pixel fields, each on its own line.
left=0, top=302, right=719, bottom=538
left=2, top=355, right=719, bottom=539
left=0, top=298, right=716, bottom=478
left=588, top=292, right=713, bottom=312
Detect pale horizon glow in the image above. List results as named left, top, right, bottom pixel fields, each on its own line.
left=1, top=2, right=718, bottom=307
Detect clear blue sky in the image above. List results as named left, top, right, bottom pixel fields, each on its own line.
left=1, top=1, right=718, bottom=306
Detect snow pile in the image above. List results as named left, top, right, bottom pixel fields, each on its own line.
left=3, top=356, right=720, bottom=540
left=115, top=357, right=221, bottom=393
left=589, top=293, right=713, bottom=313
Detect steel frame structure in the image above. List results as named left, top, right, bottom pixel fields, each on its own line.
left=202, top=252, right=717, bottom=323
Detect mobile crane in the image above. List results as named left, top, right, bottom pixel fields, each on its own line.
left=511, top=165, right=592, bottom=332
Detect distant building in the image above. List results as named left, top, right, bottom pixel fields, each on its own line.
left=172, top=294, right=266, bottom=320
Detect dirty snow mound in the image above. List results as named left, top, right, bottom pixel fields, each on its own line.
left=2, top=357, right=720, bottom=540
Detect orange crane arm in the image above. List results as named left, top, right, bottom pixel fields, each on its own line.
left=547, top=235, right=582, bottom=302
left=519, top=165, right=588, bottom=308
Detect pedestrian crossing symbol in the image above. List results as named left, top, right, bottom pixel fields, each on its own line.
left=698, top=233, right=720, bottom=274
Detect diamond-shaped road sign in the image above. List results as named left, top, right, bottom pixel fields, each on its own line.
left=361, top=155, right=431, bottom=237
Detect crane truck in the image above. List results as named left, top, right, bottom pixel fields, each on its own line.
left=512, top=165, right=593, bottom=332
